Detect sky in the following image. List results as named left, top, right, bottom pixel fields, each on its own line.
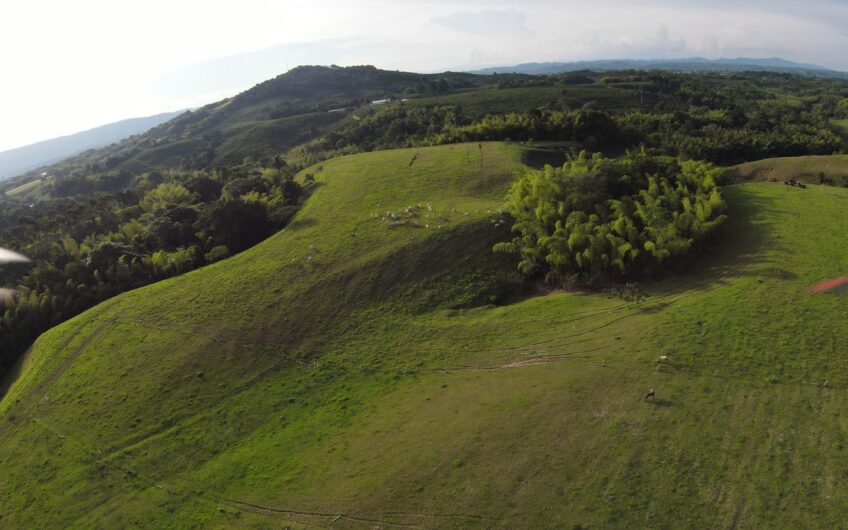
left=1, top=0, right=848, bottom=152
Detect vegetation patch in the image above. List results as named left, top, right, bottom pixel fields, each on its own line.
left=496, top=150, right=727, bottom=283
left=4, top=178, right=42, bottom=198
left=832, top=118, right=848, bottom=147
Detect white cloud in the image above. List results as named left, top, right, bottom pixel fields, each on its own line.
left=431, top=9, right=533, bottom=37
left=566, top=26, right=690, bottom=60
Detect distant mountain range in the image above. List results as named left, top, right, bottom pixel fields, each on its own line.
left=0, top=110, right=186, bottom=180
left=471, top=57, right=848, bottom=79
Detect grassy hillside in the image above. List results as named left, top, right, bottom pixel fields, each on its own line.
left=3, top=143, right=848, bottom=528
left=727, top=154, right=848, bottom=187
left=4, top=178, right=42, bottom=198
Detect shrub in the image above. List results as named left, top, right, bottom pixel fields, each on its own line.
left=140, top=183, right=195, bottom=212
left=205, top=245, right=230, bottom=263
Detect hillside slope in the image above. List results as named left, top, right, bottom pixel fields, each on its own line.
left=2, top=143, right=848, bottom=528
left=0, top=110, right=184, bottom=180
left=727, top=154, right=848, bottom=187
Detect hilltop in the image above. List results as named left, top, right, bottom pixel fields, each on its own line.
left=2, top=142, right=848, bottom=527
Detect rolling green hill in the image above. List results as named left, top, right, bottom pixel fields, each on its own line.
left=2, top=143, right=848, bottom=528
left=727, top=154, right=848, bottom=187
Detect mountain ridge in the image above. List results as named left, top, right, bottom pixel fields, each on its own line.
left=471, top=56, right=847, bottom=78
left=0, top=110, right=186, bottom=181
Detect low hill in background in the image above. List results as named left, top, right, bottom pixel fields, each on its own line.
left=472, top=57, right=848, bottom=79
left=0, top=66, right=512, bottom=189
left=0, top=110, right=185, bottom=180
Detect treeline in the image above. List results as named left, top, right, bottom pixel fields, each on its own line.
left=0, top=160, right=308, bottom=370
left=288, top=106, right=625, bottom=167
left=620, top=107, right=842, bottom=163
left=286, top=70, right=848, bottom=167
left=495, top=150, right=727, bottom=284
left=291, top=102, right=843, bottom=167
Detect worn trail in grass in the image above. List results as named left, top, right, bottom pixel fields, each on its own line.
left=2, top=143, right=848, bottom=528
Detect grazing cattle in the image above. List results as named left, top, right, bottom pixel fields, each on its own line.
left=657, top=355, right=669, bottom=364
left=643, top=389, right=656, bottom=401
left=785, top=179, right=807, bottom=189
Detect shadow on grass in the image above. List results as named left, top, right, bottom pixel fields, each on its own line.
left=647, top=398, right=673, bottom=407
left=300, top=183, right=786, bottom=326
left=644, top=185, right=783, bottom=294
left=760, top=267, right=798, bottom=280
left=638, top=301, right=675, bottom=314
left=520, top=145, right=574, bottom=169
left=0, top=354, right=24, bottom=402
left=286, top=217, right=318, bottom=231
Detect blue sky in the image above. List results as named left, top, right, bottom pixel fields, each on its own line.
left=1, top=0, right=847, bottom=151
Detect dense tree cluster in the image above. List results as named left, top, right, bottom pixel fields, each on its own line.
left=0, top=162, right=306, bottom=370
left=495, top=151, right=727, bottom=284
left=289, top=71, right=847, bottom=167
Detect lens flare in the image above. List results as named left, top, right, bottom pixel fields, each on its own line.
left=808, top=276, right=848, bottom=294
left=0, top=248, right=30, bottom=264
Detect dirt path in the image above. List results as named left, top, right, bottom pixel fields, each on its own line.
left=437, top=346, right=606, bottom=372
left=219, top=498, right=427, bottom=529
left=24, top=411, right=492, bottom=529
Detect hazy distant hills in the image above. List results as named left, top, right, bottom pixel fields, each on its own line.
left=472, top=57, right=848, bottom=78
left=0, top=110, right=185, bottom=180
left=0, top=66, right=503, bottom=188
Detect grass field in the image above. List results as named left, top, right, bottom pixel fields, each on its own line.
left=2, top=143, right=848, bottom=528
left=727, top=154, right=848, bottom=187
left=4, top=177, right=42, bottom=198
